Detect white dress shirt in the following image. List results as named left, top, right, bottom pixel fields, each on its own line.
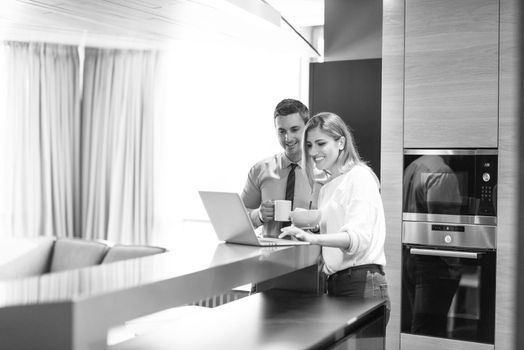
left=318, top=164, right=386, bottom=275
left=241, top=153, right=315, bottom=238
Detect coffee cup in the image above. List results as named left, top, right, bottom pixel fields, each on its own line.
left=274, top=200, right=292, bottom=221
left=290, top=209, right=321, bottom=229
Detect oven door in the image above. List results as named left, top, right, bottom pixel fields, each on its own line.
left=401, top=244, right=495, bottom=345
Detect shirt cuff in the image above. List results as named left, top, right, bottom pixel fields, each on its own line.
left=250, top=208, right=263, bottom=227
left=343, top=230, right=358, bottom=254
left=257, top=209, right=265, bottom=224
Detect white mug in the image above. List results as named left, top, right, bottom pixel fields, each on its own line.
left=274, top=200, right=292, bottom=222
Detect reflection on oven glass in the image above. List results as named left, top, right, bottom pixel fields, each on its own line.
left=403, top=150, right=498, bottom=218
left=401, top=247, right=496, bottom=344
left=402, top=246, right=461, bottom=337
left=447, top=266, right=480, bottom=338
left=403, top=155, right=462, bottom=215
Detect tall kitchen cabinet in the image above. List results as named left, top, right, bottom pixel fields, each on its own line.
left=404, top=0, right=499, bottom=148
left=383, top=0, right=520, bottom=349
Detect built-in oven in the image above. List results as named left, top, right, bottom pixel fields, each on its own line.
left=401, top=149, right=497, bottom=350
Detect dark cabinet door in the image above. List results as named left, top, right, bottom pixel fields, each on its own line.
left=309, top=59, right=382, bottom=178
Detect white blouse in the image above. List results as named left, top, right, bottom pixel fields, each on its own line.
left=318, top=164, right=386, bottom=275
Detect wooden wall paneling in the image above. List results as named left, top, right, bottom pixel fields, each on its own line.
left=404, top=0, right=499, bottom=148
left=517, top=0, right=524, bottom=346
left=381, top=0, right=404, bottom=349
left=496, top=0, right=520, bottom=348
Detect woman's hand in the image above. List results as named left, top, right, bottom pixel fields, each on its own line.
left=279, top=226, right=318, bottom=244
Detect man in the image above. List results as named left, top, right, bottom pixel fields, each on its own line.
left=241, top=99, right=315, bottom=238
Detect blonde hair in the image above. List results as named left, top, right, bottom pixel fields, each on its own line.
left=302, top=112, right=363, bottom=184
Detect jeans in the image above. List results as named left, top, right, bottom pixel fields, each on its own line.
left=327, top=267, right=391, bottom=325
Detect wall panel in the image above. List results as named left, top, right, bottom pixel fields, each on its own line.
left=496, top=0, right=520, bottom=348
left=381, top=0, right=404, bottom=348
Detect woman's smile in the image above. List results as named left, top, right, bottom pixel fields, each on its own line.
left=313, top=155, right=325, bottom=164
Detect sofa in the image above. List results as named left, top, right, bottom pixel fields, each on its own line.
left=0, top=236, right=166, bottom=280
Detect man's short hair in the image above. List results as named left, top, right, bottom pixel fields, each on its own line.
left=274, top=99, right=310, bottom=123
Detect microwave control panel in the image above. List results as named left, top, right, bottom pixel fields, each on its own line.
left=477, top=155, right=497, bottom=215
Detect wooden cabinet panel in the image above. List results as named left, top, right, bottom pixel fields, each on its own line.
left=404, top=0, right=499, bottom=148
left=496, top=0, right=520, bottom=348
left=381, top=0, right=404, bottom=349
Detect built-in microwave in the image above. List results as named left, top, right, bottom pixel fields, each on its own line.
left=403, top=149, right=497, bottom=225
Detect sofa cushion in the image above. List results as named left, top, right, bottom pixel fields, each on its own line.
left=102, top=245, right=166, bottom=264
left=50, top=238, right=109, bottom=273
left=0, top=237, right=55, bottom=279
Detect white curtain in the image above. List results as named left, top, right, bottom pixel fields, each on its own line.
left=81, top=48, right=158, bottom=244
left=0, top=43, right=157, bottom=244
left=0, top=42, right=80, bottom=238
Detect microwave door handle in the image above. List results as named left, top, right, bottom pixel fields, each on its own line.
left=410, top=248, right=478, bottom=259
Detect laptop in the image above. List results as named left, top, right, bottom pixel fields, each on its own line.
left=198, top=191, right=310, bottom=246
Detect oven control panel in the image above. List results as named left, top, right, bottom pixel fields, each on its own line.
left=402, top=221, right=496, bottom=250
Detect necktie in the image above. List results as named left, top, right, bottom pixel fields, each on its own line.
left=282, top=163, right=297, bottom=228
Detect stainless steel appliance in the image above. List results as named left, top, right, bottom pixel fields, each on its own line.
left=403, top=149, right=497, bottom=225
left=401, top=149, right=497, bottom=350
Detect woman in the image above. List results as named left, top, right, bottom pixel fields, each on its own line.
left=279, top=112, right=390, bottom=322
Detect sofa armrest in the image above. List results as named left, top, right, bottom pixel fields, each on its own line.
left=0, top=237, right=55, bottom=279
left=102, top=245, right=167, bottom=264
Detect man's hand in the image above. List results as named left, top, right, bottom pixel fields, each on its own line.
left=258, top=200, right=275, bottom=223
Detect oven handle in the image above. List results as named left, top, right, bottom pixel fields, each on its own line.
left=410, top=248, right=479, bottom=259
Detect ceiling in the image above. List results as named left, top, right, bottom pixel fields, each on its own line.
left=265, top=0, right=324, bottom=27
left=0, top=0, right=323, bottom=54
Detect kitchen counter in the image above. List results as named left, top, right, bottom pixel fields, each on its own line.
left=111, top=289, right=387, bottom=350
left=0, top=236, right=321, bottom=350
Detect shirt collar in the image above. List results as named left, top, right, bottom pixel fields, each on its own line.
left=281, top=153, right=303, bottom=169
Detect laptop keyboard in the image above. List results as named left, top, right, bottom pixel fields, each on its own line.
left=258, top=238, right=279, bottom=246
